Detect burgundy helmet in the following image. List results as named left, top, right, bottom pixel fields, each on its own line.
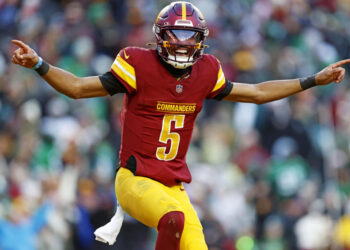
left=153, top=1, right=209, bottom=69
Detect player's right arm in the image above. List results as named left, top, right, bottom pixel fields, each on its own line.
left=11, top=40, right=108, bottom=99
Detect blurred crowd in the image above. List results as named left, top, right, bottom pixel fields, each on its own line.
left=1, top=0, right=350, bottom=249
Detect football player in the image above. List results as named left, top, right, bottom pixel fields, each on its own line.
left=11, top=1, right=350, bottom=250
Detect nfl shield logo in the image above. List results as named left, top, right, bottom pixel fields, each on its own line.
left=176, top=84, right=183, bottom=93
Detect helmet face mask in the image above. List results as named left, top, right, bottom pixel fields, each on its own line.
left=162, top=29, right=201, bottom=68
left=153, top=1, right=209, bottom=69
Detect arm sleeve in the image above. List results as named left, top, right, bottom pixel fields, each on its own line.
left=213, top=80, right=234, bottom=101
left=99, top=71, right=128, bottom=96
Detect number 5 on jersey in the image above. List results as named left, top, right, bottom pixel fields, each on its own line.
left=156, top=114, right=185, bottom=161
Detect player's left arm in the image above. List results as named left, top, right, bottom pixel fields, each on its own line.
left=223, top=59, right=350, bottom=104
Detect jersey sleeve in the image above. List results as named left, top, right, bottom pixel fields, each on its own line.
left=110, top=47, right=137, bottom=94
left=99, top=71, right=127, bottom=96
left=213, top=80, right=234, bottom=101
left=206, top=60, right=227, bottom=99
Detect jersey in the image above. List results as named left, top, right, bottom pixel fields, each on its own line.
left=109, top=47, right=227, bottom=186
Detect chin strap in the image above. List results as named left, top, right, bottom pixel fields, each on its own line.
left=167, top=59, right=193, bottom=69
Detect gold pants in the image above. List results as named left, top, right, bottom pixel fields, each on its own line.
left=115, top=167, right=208, bottom=250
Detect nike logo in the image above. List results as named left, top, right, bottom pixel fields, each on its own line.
left=124, top=50, right=130, bottom=59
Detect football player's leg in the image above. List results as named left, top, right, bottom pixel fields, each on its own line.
left=115, top=168, right=185, bottom=249
left=180, top=217, right=208, bottom=250
left=155, top=210, right=184, bottom=250
left=168, top=186, right=208, bottom=250
left=115, top=167, right=183, bottom=227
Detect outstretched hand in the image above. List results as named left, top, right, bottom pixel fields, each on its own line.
left=11, top=40, right=39, bottom=68
left=316, top=59, right=350, bottom=85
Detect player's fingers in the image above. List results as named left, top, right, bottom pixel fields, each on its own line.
left=330, top=68, right=340, bottom=83
left=11, top=40, right=31, bottom=52
left=336, top=68, right=346, bottom=83
left=14, top=49, right=24, bottom=60
left=12, top=55, right=21, bottom=65
left=332, top=59, right=350, bottom=68
left=13, top=47, right=22, bottom=53
left=20, top=53, right=35, bottom=60
left=334, top=68, right=345, bottom=84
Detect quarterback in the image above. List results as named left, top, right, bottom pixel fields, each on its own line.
left=11, top=1, right=350, bottom=250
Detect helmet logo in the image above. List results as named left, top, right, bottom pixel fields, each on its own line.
left=176, top=84, right=183, bottom=93
left=175, top=20, right=193, bottom=27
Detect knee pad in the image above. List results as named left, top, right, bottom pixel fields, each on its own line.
left=157, top=211, right=185, bottom=239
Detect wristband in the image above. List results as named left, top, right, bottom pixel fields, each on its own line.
left=299, top=75, right=316, bottom=90
left=35, top=59, right=50, bottom=76
left=31, top=57, right=43, bottom=69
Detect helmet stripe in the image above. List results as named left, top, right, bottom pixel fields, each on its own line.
left=182, top=2, right=186, bottom=20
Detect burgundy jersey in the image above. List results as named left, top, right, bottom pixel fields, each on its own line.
left=110, top=47, right=226, bottom=186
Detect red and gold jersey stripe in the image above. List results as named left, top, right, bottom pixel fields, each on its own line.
left=211, top=65, right=226, bottom=93
left=111, top=55, right=137, bottom=90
